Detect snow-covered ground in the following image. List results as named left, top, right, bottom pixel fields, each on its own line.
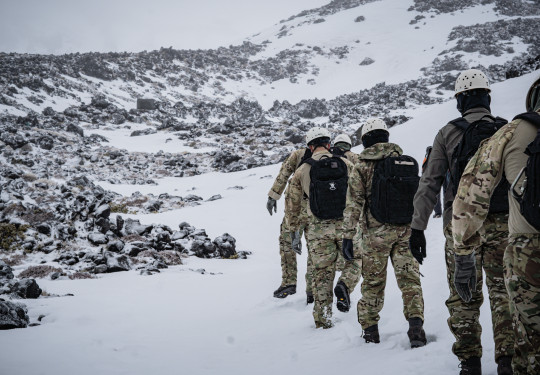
left=1, top=72, right=536, bottom=374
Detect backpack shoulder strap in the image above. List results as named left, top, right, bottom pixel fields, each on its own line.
left=449, top=117, right=469, bottom=131
left=303, top=158, right=316, bottom=167
left=513, top=112, right=540, bottom=128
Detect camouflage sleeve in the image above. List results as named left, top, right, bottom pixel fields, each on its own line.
left=285, top=171, right=305, bottom=231
left=452, top=123, right=516, bottom=255
left=342, top=163, right=363, bottom=239
left=268, top=149, right=302, bottom=200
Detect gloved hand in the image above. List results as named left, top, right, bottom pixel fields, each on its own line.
left=342, top=238, right=354, bottom=261
left=266, top=197, right=277, bottom=215
left=291, top=230, right=302, bottom=255
left=409, top=229, right=426, bottom=264
left=454, top=252, right=477, bottom=303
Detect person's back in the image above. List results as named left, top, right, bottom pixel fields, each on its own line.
left=452, top=76, right=540, bottom=373
left=342, top=118, right=425, bottom=348
left=409, top=69, right=513, bottom=374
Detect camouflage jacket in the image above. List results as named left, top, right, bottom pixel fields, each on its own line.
left=344, top=150, right=361, bottom=165
left=285, top=149, right=358, bottom=230
left=268, top=148, right=309, bottom=201
left=453, top=114, right=540, bottom=256
left=342, top=142, right=405, bottom=239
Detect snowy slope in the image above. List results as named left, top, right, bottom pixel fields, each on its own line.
left=0, top=71, right=536, bottom=375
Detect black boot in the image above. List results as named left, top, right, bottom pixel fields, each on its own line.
left=306, top=292, right=314, bottom=304
left=334, top=280, right=350, bottom=312
left=407, top=317, right=427, bottom=348
left=273, top=285, right=296, bottom=298
left=363, top=324, right=380, bottom=344
left=497, top=356, right=513, bottom=375
left=459, top=357, right=481, bottom=375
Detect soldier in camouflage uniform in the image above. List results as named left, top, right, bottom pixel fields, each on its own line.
left=286, top=127, right=360, bottom=328
left=267, top=147, right=314, bottom=301
left=342, top=118, right=425, bottom=347
left=453, top=76, right=540, bottom=375
left=409, top=69, right=514, bottom=374
left=331, top=133, right=362, bottom=312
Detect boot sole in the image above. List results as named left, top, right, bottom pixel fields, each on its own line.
left=274, top=290, right=296, bottom=298
left=334, top=284, right=350, bottom=312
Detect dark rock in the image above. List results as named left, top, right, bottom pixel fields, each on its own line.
left=94, top=204, right=111, bottom=219
left=88, top=232, right=109, bottom=245
left=14, top=279, right=42, bottom=299
left=137, top=98, right=157, bottom=110
left=0, top=261, right=14, bottom=280
left=42, top=107, right=56, bottom=116
left=206, top=194, right=222, bottom=202
left=116, top=215, right=124, bottom=232
left=124, top=219, right=152, bottom=236
left=213, top=233, right=237, bottom=258
left=36, top=223, right=51, bottom=236
left=94, top=264, right=108, bottom=274
left=184, top=194, right=203, bottom=202
left=95, top=217, right=110, bottom=233
left=104, top=252, right=130, bottom=272
left=0, top=300, right=29, bottom=330
left=37, top=136, right=54, bottom=150
left=67, top=123, right=84, bottom=137
left=107, top=240, right=125, bottom=253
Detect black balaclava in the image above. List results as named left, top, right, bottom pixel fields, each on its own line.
left=362, top=129, right=389, bottom=148
left=456, top=89, right=491, bottom=114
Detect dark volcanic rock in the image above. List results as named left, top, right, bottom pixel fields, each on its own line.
left=67, top=123, right=84, bottom=137
left=0, top=299, right=29, bottom=330
left=213, top=233, right=237, bottom=258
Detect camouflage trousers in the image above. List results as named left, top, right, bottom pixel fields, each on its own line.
left=305, top=218, right=347, bottom=328
left=357, top=225, right=424, bottom=329
left=336, top=248, right=362, bottom=294
left=444, top=213, right=514, bottom=362
left=279, top=220, right=313, bottom=293
left=504, top=234, right=540, bottom=375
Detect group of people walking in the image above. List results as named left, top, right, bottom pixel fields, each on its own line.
left=266, top=69, right=540, bottom=375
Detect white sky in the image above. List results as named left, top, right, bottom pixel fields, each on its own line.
left=0, top=0, right=328, bottom=54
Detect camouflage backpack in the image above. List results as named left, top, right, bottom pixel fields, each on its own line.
left=511, top=112, right=540, bottom=230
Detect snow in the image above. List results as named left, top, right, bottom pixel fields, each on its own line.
left=1, top=72, right=537, bottom=374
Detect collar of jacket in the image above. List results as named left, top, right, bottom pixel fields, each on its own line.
left=359, top=142, right=403, bottom=160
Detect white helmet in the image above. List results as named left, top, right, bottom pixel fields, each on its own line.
left=455, top=69, right=490, bottom=96
left=306, top=127, right=331, bottom=145
left=334, top=134, right=352, bottom=146
left=361, top=118, right=388, bottom=139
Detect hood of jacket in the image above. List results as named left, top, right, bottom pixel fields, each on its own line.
left=359, top=142, right=403, bottom=161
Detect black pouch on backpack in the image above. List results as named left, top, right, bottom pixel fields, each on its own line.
left=450, top=115, right=509, bottom=214
left=511, top=112, right=540, bottom=230
left=370, top=155, right=419, bottom=224
left=305, top=156, right=348, bottom=220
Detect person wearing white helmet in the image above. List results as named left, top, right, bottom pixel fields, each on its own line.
left=342, top=118, right=426, bottom=348
left=266, top=132, right=316, bottom=302
left=452, top=75, right=540, bottom=374
left=409, top=68, right=514, bottom=374
left=285, top=126, right=360, bottom=329
left=331, top=133, right=360, bottom=165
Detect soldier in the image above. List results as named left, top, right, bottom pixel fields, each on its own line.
left=408, top=69, right=514, bottom=374
left=331, top=133, right=361, bottom=165
left=453, top=76, right=540, bottom=375
left=267, top=145, right=314, bottom=302
left=342, top=118, right=426, bottom=348
left=330, top=133, right=362, bottom=312
left=286, top=127, right=359, bottom=328
left=422, top=146, right=443, bottom=218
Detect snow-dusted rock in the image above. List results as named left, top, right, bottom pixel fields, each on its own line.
left=88, top=232, right=108, bottom=245
left=0, top=299, right=29, bottom=330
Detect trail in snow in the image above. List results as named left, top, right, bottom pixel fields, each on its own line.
left=0, top=72, right=536, bottom=375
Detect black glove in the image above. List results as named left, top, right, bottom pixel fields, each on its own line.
left=291, top=230, right=302, bottom=255
left=454, top=252, right=477, bottom=303
left=409, top=229, right=426, bottom=264
left=342, top=238, right=354, bottom=261
left=266, top=197, right=277, bottom=215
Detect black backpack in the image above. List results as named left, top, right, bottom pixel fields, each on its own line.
left=450, top=115, right=509, bottom=214
left=370, top=154, right=420, bottom=224
left=511, top=112, right=540, bottom=230
left=305, top=156, right=348, bottom=220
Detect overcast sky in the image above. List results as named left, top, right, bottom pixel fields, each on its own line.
left=0, top=0, right=328, bottom=54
